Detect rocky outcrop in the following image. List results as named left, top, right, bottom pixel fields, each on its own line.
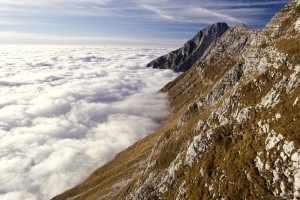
left=146, top=22, right=230, bottom=72
left=53, top=1, right=300, bottom=199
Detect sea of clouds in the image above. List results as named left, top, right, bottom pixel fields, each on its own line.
left=0, top=46, right=179, bottom=199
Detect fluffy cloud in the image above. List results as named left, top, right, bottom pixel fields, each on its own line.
left=0, top=46, right=179, bottom=199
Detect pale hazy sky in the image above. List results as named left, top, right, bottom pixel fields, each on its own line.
left=0, top=0, right=289, bottom=46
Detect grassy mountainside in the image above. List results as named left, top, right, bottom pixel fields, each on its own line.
left=53, top=0, right=300, bottom=199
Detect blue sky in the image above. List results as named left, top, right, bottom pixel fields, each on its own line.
left=0, top=0, right=289, bottom=46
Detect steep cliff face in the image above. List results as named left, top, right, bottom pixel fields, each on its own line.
left=146, top=22, right=230, bottom=72
left=53, top=1, right=300, bottom=199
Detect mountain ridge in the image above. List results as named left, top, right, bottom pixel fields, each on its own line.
left=53, top=0, right=300, bottom=199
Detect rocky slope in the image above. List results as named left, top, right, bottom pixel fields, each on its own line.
left=53, top=0, right=300, bottom=199
left=146, top=22, right=230, bottom=72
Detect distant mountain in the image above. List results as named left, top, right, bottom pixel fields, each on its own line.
left=53, top=0, right=300, bottom=199
left=146, top=22, right=230, bottom=72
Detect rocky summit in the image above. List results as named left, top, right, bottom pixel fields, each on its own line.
left=146, top=22, right=230, bottom=72
left=53, top=0, right=300, bottom=199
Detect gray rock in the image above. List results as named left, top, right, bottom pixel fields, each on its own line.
left=146, top=22, right=230, bottom=72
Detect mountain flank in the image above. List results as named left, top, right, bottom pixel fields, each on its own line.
left=53, top=0, right=300, bottom=199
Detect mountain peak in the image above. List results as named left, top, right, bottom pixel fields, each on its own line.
left=146, top=22, right=230, bottom=72
left=203, top=22, right=229, bottom=31
left=209, top=22, right=229, bottom=30
left=190, top=22, right=230, bottom=43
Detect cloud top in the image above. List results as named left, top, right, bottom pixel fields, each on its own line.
left=0, top=46, right=178, bottom=199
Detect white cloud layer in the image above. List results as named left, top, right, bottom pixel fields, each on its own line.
left=0, top=46, right=179, bottom=199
